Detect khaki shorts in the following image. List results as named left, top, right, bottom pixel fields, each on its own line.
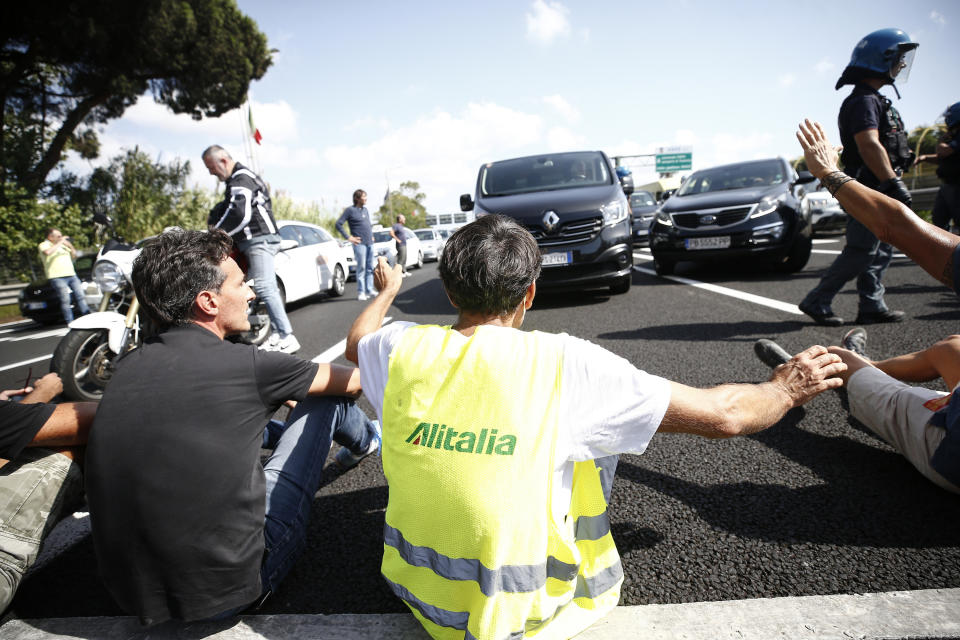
left=0, top=449, right=82, bottom=610
left=847, top=366, right=959, bottom=494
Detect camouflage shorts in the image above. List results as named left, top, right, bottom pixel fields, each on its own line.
left=0, top=449, right=82, bottom=610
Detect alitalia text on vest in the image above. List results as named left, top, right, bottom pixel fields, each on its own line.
left=405, top=422, right=516, bottom=456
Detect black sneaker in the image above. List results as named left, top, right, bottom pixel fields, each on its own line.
left=841, top=327, right=868, bottom=357
left=798, top=302, right=844, bottom=326
left=854, top=309, right=904, bottom=324
left=754, top=339, right=792, bottom=368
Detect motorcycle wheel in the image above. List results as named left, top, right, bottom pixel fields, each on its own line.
left=50, top=329, right=114, bottom=401
left=233, top=300, right=272, bottom=346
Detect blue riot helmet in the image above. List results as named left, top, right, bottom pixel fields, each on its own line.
left=835, top=28, right=918, bottom=93
left=615, top=165, right=632, bottom=179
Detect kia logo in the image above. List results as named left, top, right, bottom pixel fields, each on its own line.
left=542, top=211, right=560, bottom=233
left=699, top=214, right=716, bottom=225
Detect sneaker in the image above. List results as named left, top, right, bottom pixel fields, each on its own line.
left=854, top=309, right=904, bottom=324
left=841, top=327, right=868, bottom=357
left=335, top=420, right=381, bottom=469
left=358, top=293, right=369, bottom=301
left=754, top=339, right=792, bottom=368
left=275, top=334, right=301, bottom=354
left=258, top=333, right=281, bottom=351
left=798, top=302, right=844, bottom=327
left=402, top=272, right=411, bottom=278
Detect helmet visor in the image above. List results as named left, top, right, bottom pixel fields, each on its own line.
left=891, top=48, right=916, bottom=83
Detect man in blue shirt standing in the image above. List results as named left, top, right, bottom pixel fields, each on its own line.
left=336, top=189, right=376, bottom=300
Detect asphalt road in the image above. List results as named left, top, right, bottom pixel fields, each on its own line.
left=2, top=237, right=958, bottom=621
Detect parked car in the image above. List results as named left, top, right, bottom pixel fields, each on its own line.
left=18, top=253, right=104, bottom=325
left=804, top=190, right=847, bottom=234
left=649, top=157, right=816, bottom=275
left=414, top=228, right=446, bottom=262
left=372, top=228, right=423, bottom=269
left=460, top=150, right=634, bottom=294
left=629, top=190, right=659, bottom=246
left=275, top=221, right=349, bottom=300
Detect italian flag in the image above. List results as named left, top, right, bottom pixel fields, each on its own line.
left=248, top=105, right=262, bottom=145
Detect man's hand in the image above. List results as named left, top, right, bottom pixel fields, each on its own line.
left=878, top=177, right=912, bottom=206
left=0, top=387, right=30, bottom=401
left=796, top=119, right=841, bottom=179
left=373, top=256, right=403, bottom=296
left=21, top=373, right=63, bottom=404
left=348, top=236, right=361, bottom=245
left=769, top=345, right=846, bottom=407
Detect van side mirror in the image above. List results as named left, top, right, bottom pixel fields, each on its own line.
left=460, top=194, right=474, bottom=212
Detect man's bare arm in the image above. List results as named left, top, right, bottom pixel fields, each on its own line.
left=658, top=345, right=845, bottom=438
left=307, top=364, right=363, bottom=397
left=852, top=129, right=897, bottom=182
left=345, top=257, right=403, bottom=364
left=797, top=119, right=960, bottom=289
left=28, top=402, right=97, bottom=448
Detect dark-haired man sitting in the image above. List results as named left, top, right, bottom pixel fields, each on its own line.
left=345, top=214, right=845, bottom=640
left=85, top=229, right=380, bottom=625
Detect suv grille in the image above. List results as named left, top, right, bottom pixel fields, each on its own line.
left=524, top=216, right=603, bottom=247
left=672, top=206, right=752, bottom=229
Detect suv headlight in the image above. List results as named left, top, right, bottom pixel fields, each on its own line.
left=600, top=198, right=628, bottom=226
left=93, top=260, right=125, bottom=292
left=751, top=194, right=785, bottom=218
left=655, top=209, right=673, bottom=227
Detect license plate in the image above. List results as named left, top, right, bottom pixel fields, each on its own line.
left=542, top=251, right=572, bottom=267
left=26, top=302, right=46, bottom=310
left=685, top=236, right=730, bottom=250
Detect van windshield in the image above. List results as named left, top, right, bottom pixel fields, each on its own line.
left=676, top=159, right=786, bottom=196
left=480, top=151, right=610, bottom=197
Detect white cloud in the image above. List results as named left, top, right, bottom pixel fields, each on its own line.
left=344, top=116, right=392, bottom=132
left=707, top=131, right=777, bottom=167
left=544, top=126, right=587, bottom=151
left=814, top=58, right=835, bottom=74
left=778, top=74, right=796, bottom=88
left=930, top=10, right=946, bottom=26
left=525, top=0, right=571, bottom=45
left=542, top=95, right=580, bottom=123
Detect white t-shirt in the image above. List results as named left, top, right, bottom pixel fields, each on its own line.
left=358, top=322, right=672, bottom=520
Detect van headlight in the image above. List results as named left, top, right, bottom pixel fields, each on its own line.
left=751, top=194, right=785, bottom=218
left=600, top=198, right=628, bottom=226
left=93, top=260, right=125, bottom=292
left=655, top=210, right=673, bottom=227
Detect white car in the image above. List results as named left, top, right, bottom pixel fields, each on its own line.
left=414, top=228, right=446, bottom=262
left=372, top=228, right=423, bottom=269
left=275, top=221, right=350, bottom=301
left=804, top=191, right=846, bottom=233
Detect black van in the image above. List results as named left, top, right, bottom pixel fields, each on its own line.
left=460, top=150, right=634, bottom=294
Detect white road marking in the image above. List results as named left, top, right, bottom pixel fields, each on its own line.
left=311, top=316, right=393, bottom=364
left=0, top=320, right=36, bottom=333
left=0, top=327, right=68, bottom=342
left=812, top=238, right=841, bottom=244
left=0, top=354, right=53, bottom=373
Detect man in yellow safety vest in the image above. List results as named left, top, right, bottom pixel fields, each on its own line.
left=345, top=214, right=844, bottom=640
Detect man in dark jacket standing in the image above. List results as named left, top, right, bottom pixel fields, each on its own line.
left=203, top=145, right=299, bottom=353
left=799, top=29, right=918, bottom=327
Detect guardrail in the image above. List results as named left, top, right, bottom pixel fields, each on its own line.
left=0, top=283, right=25, bottom=307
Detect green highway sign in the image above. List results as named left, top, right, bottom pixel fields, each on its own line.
left=655, top=152, right=692, bottom=172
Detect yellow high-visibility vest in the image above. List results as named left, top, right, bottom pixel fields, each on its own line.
left=381, top=324, right=622, bottom=640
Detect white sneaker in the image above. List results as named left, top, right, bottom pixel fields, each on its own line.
left=358, top=293, right=369, bottom=301
left=258, top=333, right=281, bottom=351
left=276, top=334, right=301, bottom=354
left=402, top=272, right=411, bottom=278
left=334, top=420, right=381, bottom=469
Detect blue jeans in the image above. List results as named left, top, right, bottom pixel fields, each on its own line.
left=800, top=217, right=892, bottom=315
left=353, top=243, right=375, bottom=295
left=239, top=236, right=293, bottom=337
left=207, top=397, right=376, bottom=620
left=50, top=275, right=90, bottom=324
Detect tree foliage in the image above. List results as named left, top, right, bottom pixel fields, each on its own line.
left=376, top=180, right=429, bottom=229
left=1, top=0, right=272, bottom=200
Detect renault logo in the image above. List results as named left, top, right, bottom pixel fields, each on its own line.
left=699, top=214, right=716, bottom=225
left=542, top=211, right=560, bottom=233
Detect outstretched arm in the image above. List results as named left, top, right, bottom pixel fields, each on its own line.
left=797, top=119, right=960, bottom=289
left=345, top=257, right=403, bottom=364
left=658, top=345, right=845, bottom=438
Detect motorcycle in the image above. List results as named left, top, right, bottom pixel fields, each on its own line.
left=51, top=214, right=271, bottom=401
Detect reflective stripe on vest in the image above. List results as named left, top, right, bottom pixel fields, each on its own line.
left=381, top=325, right=622, bottom=640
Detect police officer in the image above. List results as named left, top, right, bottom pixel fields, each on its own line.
left=917, top=102, right=960, bottom=232
left=799, top=28, right=918, bottom=326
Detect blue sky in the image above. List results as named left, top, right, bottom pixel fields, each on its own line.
left=83, top=0, right=959, bottom=217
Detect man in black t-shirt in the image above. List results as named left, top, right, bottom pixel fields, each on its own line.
left=0, top=373, right=95, bottom=610
left=86, top=229, right=380, bottom=625
left=799, top=28, right=918, bottom=327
